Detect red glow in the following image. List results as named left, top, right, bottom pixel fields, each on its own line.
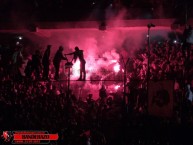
left=114, top=85, right=120, bottom=90
left=72, top=60, right=80, bottom=79
left=19, top=25, right=171, bottom=99
left=113, top=63, right=120, bottom=73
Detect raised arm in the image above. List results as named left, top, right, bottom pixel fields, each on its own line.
left=62, top=54, right=67, bottom=60
left=65, top=52, right=75, bottom=55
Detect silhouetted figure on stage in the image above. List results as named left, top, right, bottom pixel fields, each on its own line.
left=31, top=50, right=42, bottom=80
left=182, top=25, right=192, bottom=61
left=53, top=46, right=67, bottom=80
left=12, top=45, right=23, bottom=79
left=66, top=46, right=86, bottom=81
left=24, top=59, right=33, bottom=78
left=0, top=45, right=13, bottom=78
left=42, top=45, right=51, bottom=80
left=182, top=25, right=192, bottom=75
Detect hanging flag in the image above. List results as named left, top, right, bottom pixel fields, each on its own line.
left=148, top=80, right=174, bottom=118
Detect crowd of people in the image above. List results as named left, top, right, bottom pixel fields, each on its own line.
left=0, top=32, right=193, bottom=145
left=0, top=44, right=86, bottom=82
left=0, top=77, right=125, bottom=145
left=126, top=40, right=193, bottom=82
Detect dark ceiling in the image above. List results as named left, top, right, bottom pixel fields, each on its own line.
left=0, top=0, right=192, bottom=23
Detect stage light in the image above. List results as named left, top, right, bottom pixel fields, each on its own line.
left=173, top=40, right=177, bottom=44
left=18, top=36, right=23, bottom=40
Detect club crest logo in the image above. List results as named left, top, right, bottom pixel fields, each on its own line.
left=1, top=131, right=13, bottom=142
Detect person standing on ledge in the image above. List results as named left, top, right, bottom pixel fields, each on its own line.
left=66, top=46, right=86, bottom=81
left=31, top=50, right=42, bottom=80
left=53, top=46, right=67, bottom=80
left=42, top=45, right=51, bottom=81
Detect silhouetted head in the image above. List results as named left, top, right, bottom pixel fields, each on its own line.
left=35, top=50, right=40, bottom=55
left=101, top=85, right=106, bottom=89
left=59, top=46, right=64, bottom=51
left=88, top=94, right=93, bottom=99
left=75, top=46, right=79, bottom=51
left=47, top=45, right=52, bottom=49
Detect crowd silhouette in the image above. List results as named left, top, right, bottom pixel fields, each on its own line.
left=0, top=35, right=193, bottom=145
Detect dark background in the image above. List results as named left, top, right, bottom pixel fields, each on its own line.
left=0, top=0, right=193, bottom=22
